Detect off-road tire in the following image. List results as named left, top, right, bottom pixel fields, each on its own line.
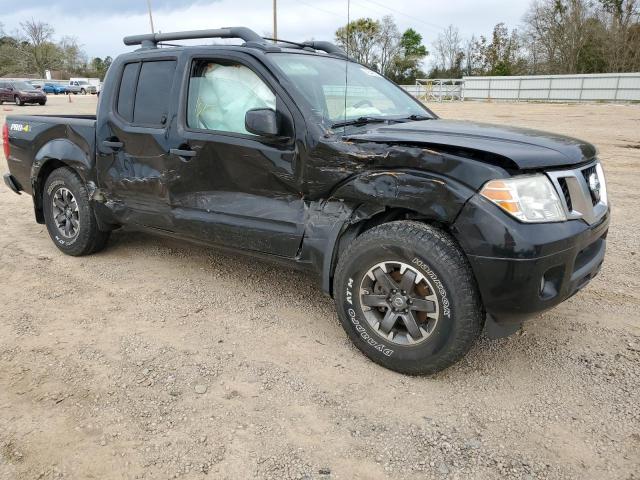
left=334, top=221, right=483, bottom=375
left=43, top=167, right=110, bottom=256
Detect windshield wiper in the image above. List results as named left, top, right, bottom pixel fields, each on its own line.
left=400, top=114, right=433, bottom=121
left=330, top=117, right=390, bottom=129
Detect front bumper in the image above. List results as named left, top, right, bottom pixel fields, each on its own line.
left=22, top=95, right=46, bottom=103
left=453, top=195, right=609, bottom=324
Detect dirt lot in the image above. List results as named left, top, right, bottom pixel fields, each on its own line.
left=0, top=95, right=638, bottom=480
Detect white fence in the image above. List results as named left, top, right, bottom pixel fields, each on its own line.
left=402, top=73, right=640, bottom=102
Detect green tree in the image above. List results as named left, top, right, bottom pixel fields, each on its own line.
left=335, top=18, right=381, bottom=66
left=472, top=23, right=525, bottom=75
left=387, top=28, right=428, bottom=83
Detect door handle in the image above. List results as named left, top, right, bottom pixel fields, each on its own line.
left=102, top=139, right=124, bottom=150
left=169, top=148, right=197, bottom=158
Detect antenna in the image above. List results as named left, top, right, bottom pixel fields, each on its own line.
left=343, top=0, right=351, bottom=128
left=146, top=0, right=155, bottom=34
left=273, top=0, right=278, bottom=41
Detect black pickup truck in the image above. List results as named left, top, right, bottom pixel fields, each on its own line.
left=2, top=27, right=609, bottom=374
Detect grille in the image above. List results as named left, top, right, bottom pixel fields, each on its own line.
left=581, top=165, right=598, bottom=205
left=558, top=177, right=572, bottom=211
left=546, top=161, right=607, bottom=225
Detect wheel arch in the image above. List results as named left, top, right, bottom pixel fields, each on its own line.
left=31, top=139, right=93, bottom=224
left=321, top=170, right=476, bottom=296
left=325, top=207, right=454, bottom=296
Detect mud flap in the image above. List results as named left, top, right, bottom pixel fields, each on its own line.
left=484, top=314, right=521, bottom=339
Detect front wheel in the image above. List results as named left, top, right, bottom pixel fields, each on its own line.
left=334, top=221, right=483, bottom=375
left=43, top=167, right=110, bottom=256
left=14, top=96, right=23, bottom=106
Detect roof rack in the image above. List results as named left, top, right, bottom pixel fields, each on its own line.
left=123, top=27, right=263, bottom=49
left=301, top=41, right=347, bottom=58
left=123, top=26, right=348, bottom=58
left=262, top=37, right=347, bottom=58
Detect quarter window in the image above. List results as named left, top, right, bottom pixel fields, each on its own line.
left=187, top=60, right=276, bottom=135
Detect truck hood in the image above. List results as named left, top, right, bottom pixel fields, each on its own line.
left=345, top=119, right=596, bottom=170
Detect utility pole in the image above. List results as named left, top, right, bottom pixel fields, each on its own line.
left=272, top=0, right=277, bottom=40
left=147, top=0, right=155, bottom=34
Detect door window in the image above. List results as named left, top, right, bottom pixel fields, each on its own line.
left=134, top=60, right=177, bottom=126
left=117, top=62, right=140, bottom=122
left=187, top=60, right=276, bottom=135
left=116, top=60, right=176, bottom=126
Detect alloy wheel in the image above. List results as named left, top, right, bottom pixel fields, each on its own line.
left=359, top=261, right=440, bottom=346
left=52, top=187, right=80, bottom=239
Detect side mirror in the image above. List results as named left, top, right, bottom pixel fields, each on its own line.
left=245, top=108, right=279, bottom=137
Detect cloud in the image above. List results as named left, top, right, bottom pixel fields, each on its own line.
left=0, top=0, right=532, bottom=60
left=0, top=0, right=215, bottom=16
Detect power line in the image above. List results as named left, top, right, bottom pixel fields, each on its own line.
left=295, top=0, right=345, bottom=18
left=356, top=0, right=446, bottom=32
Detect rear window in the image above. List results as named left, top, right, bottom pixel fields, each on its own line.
left=117, top=60, right=176, bottom=126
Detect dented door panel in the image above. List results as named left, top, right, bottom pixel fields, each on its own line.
left=166, top=132, right=304, bottom=258
left=97, top=123, right=175, bottom=229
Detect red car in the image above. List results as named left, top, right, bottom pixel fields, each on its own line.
left=0, top=80, right=47, bottom=106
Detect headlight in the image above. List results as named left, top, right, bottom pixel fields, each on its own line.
left=595, top=162, right=608, bottom=206
left=480, top=174, right=567, bottom=223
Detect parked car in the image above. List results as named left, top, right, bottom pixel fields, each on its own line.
left=2, top=27, right=609, bottom=374
left=42, top=83, right=69, bottom=95
left=65, top=82, right=80, bottom=94
left=68, top=79, right=96, bottom=95
left=0, top=80, right=46, bottom=105
left=28, top=80, right=44, bottom=90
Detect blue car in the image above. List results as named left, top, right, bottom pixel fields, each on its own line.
left=42, top=83, right=69, bottom=95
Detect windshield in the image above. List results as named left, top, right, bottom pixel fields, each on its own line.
left=269, top=53, right=432, bottom=127
left=14, top=81, right=37, bottom=91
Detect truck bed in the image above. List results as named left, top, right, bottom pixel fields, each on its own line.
left=5, top=114, right=97, bottom=195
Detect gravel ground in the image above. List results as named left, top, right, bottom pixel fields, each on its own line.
left=0, top=96, right=638, bottom=480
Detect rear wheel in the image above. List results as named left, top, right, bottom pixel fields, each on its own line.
left=80, top=88, right=86, bottom=95
left=43, top=167, right=110, bottom=256
left=334, top=221, right=483, bottom=375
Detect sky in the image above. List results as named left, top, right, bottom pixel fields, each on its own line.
left=0, top=0, right=532, bottom=64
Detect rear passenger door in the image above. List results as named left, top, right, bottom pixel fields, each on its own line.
left=96, top=58, right=178, bottom=229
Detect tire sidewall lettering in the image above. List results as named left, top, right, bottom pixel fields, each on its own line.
left=345, top=281, right=394, bottom=357
left=411, top=257, right=451, bottom=318
left=46, top=179, right=65, bottom=196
